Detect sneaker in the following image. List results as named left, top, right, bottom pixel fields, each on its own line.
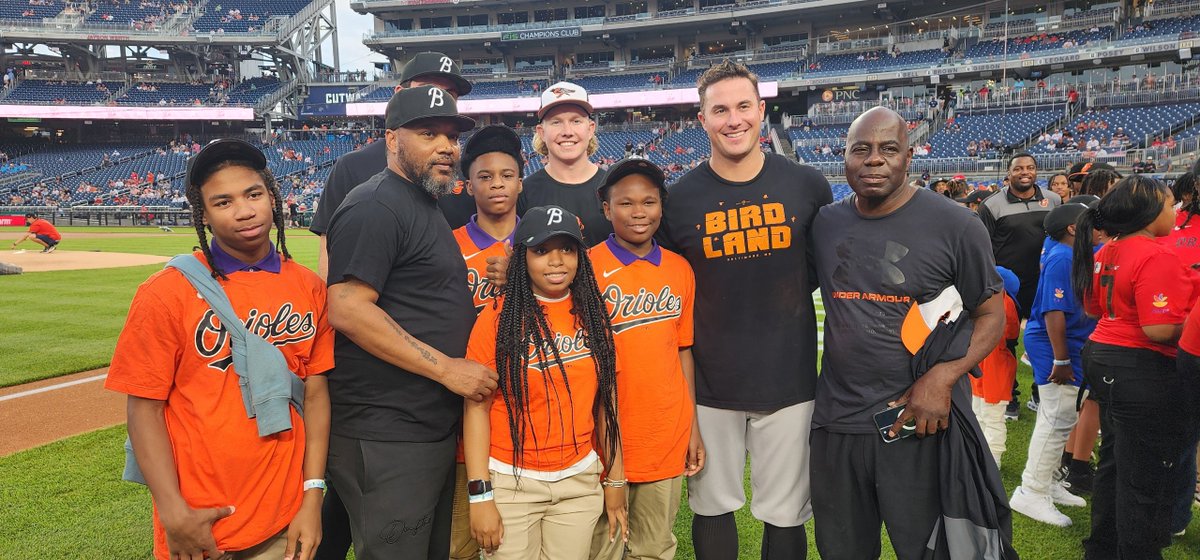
left=45, top=244, right=56, bottom=253
left=1027, top=398, right=1039, bottom=413
left=1005, top=399, right=1020, bottom=421
left=1174, top=529, right=1187, bottom=538
left=1011, top=487, right=1072, bottom=527
left=39, top=246, right=50, bottom=253
left=1052, top=483, right=1087, bottom=507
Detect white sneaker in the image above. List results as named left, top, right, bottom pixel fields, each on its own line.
left=1051, top=482, right=1087, bottom=507
left=1010, top=486, right=1072, bottom=527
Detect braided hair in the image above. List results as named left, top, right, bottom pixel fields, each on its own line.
left=494, top=239, right=620, bottom=477
left=185, top=160, right=291, bottom=280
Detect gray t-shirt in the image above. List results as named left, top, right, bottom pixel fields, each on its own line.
left=812, top=188, right=1002, bottom=434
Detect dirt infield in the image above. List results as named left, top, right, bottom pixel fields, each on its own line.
left=0, top=250, right=169, bottom=272
left=0, top=368, right=124, bottom=457
left=0, top=231, right=178, bottom=240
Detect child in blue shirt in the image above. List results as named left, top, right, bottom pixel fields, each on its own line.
left=1011, top=203, right=1097, bottom=527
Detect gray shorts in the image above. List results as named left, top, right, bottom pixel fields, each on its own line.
left=687, top=400, right=814, bottom=527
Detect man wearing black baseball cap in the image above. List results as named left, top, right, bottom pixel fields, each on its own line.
left=311, top=51, right=476, bottom=281
left=324, top=85, right=497, bottom=560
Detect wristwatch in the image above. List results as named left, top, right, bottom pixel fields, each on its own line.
left=467, top=479, right=493, bottom=497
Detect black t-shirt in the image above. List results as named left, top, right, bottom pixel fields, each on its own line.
left=310, top=139, right=476, bottom=235
left=326, top=168, right=476, bottom=442
left=977, top=186, right=1061, bottom=315
left=659, top=154, right=832, bottom=411
left=518, top=167, right=612, bottom=247
left=812, top=188, right=1003, bottom=434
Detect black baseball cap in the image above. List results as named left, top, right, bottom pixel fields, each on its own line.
left=460, top=125, right=523, bottom=180
left=399, top=52, right=472, bottom=97
left=1067, top=194, right=1101, bottom=207
left=956, top=189, right=992, bottom=205
left=187, top=138, right=267, bottom=190
left=598, top=157, right=667, bottom=201
left=1044, top=203, right=1090, bottom=237
left=385, top=85, right=476, bottom=132
left=515, top=205, right=584, bottom=247
left=1067, top=161, right=1115, bottom=181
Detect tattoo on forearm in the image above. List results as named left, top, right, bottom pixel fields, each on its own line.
left=397, top=328, right=438, bottom=366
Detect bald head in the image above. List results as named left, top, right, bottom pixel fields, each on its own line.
left=844, top=106, right=913, bottom=206
left=847, top=107, right=909, bottom=149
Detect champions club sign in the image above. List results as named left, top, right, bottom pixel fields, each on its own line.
left=500, top=27, right=581, bottom=42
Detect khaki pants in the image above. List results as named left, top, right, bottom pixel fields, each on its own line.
left=589, top=476, right=683, bottom=560
left=491, top=459, right=604, bottom=560
left=218, top=530, right=288, bottom=560
left=451, top=463, right=481, bottom=560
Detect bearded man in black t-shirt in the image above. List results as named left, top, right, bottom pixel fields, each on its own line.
left=659, top=60, right=832, bottom=560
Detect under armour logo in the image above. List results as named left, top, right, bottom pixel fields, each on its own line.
left=428, top=88, right=445, bottom=108
left=439, top=56, right=454, bottom=74
left=547, top=208, right=563, bottom=225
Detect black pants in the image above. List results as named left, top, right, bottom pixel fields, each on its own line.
left=810, top=429, right=946, bottom=560
left=1081, top=342, right=1198, bottom=560
left=326, top=433, right=457, bottom=560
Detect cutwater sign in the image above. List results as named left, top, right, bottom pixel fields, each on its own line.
left=501, top=27, right=581, bottom=41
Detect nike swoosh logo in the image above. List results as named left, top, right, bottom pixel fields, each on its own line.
left=463, top=250, right=484, bottom=260
left=602, top=268, right=622, bottom=278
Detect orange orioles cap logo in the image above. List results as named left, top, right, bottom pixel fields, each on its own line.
left=1153, top=293, right=1169, bottom=308
left=550, top=87, right=576, bottom=98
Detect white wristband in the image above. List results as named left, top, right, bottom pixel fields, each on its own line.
left=468, top=490, right=494, bottom=504
left=1052, top=359, right=1072, bottom=366
left=303, top=479, right=327, bottom=492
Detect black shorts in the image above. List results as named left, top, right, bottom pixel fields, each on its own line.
left=35, top=234, right=57, bottom=246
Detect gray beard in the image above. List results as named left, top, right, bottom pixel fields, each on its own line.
left=420, top=172, right=454, bottom=199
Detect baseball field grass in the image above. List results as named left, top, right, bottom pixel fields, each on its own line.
left=5, top=226, right=1200, bottom=558
left=0, top=226, right=320, bottom=387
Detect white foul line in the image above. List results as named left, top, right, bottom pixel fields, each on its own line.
left=0, top=374, right=108, bottom=402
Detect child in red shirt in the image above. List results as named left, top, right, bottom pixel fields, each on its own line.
left=106, top=139, right=333, bottom=560
left=1072, top=175, right=1195, bottom=558
left=10, top=212, right=61, bottom=253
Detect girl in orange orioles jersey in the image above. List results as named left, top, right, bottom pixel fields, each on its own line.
left=447, top=124, right=524, bottom=560
left=105, top=139, right=333, bottom=560
left=588, top=157, right=700, bottom=560
left=464, top=205, right=628, bottom=559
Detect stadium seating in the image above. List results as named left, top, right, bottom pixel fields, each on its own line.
left=0, top=0, right=64, bottom=21
left=1121, top=15, right=1200, bottom=40
left=573, top=73, right=667, bottom=93
left=118, top=83, right=214, bottom=105
left=5, top=79, right=112, bottom=104
left=225, top=78, right=283, bottom=105
left=86, top=0, right=172, bottom=27
left=1028, top=103, right=1200, bottom=153
left=805, top=49, right=947, bottom=76
left=191, top=0, right=310, bottom=32
left=927, top=109, right=1064, bottom=158
left=965, top=27, right=1112, bottom=59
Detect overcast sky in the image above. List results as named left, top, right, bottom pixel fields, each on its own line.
left=327, top=0, right=387, bottom=73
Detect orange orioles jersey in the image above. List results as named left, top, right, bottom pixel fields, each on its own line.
left=590, top=236, right=696, bottom=482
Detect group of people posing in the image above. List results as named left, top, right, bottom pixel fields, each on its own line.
left=104, top=50, right=1200, bottom=560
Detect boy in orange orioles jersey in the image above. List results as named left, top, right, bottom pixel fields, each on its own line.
left=589, top=157, right=700, bottom=560
left=447, top=124, right=524, bottom=559
left=105, top=139, right=333, bottom=560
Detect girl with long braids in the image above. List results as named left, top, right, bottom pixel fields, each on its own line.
left=106, top=139, right=332, bottom=560
left=1071, top=175, right=1197, bottom=559
left=464, top=205, right=628, bottom=559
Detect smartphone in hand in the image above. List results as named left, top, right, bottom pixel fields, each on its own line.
left=874, top=405, right=916, bottom=443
